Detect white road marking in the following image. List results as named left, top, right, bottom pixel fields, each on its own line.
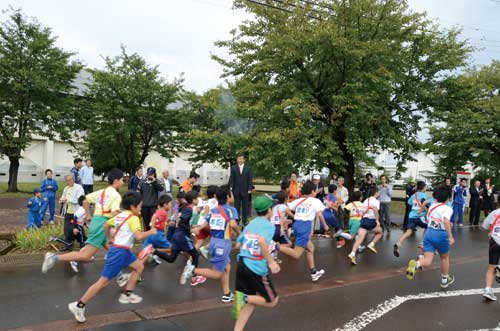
left=334, top=288, right=500, bottom=331
left=466, top=323, right=500, bottom=331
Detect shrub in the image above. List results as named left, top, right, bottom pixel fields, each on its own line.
left=14, top=223, right=64, bottom=252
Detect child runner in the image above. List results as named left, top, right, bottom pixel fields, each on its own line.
left=322, top=184, right=349, bottom=248
left=394, top=181, right=429, bottom=257
left=152, top=191, right=202, bottom=285
left=345, top=191, right=363, bottom=240
left=39, top=169, right=59, bottom=225
left=481, top=206, right=500, bottom=301
left=144, top=194, right=173, bottom=265
left=188, top=186, right=241, bottom=301
left=232, top=195, right=280, bottom=331
left=68, top=191, right=157, bottom=323
left=65, top=196, right=88, bottom=272
left=279, top=180, right=328, bottom=281
left=167, top=192, right=185, bottom=242
left=271, top=191, right=292, bottom=252
left=42, top=168, right=124, bottom=273
left=27, top=188, right=43, bottom=229
left=194, top=185, right=218, bottom=259
left=348, top=187, right=382, bottom=265
left=406, top=186, right=455, bottom=288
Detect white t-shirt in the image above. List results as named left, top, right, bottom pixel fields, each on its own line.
left=427, top=203, right=453, bottom=231
left=206, top=198, right=218, bottom=210
left=362, top=197, right=380, bottom=220
left=336, top=186, right=349, bottom=208
left=272, top=204, right=287, bottom=225
left=483, top=209, right=500, bottom=245
left=74, top=206, right=86, bottom=226
left=109, top=211, right=142, bottom=249
left=288, top=197, right=325, bottom=222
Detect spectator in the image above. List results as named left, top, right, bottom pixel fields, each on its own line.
left=80, top=159, right=94, bottom=194
left=403, top=179, right=417, bottom=231
left=138, top=167, right=164, bottom=231
left=288, top=171, right=301, bottom=201
left=159, top=169, right=178, bottom=198
left=469, top=180, right=482, bottom=226
left=59, top=175, right=85, bottom=251
left=228, top=153, right=253, bottom=225
left=128, top=166, right=143, bottom=191
left=482, top=178, right=496, bottom=217
left=330, top=173, right=338, bottom=185
left=39, top=169, right=59, bottom=225
left=27, top=188, right=43, bottom=229
left=378, top=174, right=393, bottom=233
left=312, top=174, right=325, bottom=202
left=443, top=177, right=452, bottom=191
left=336, top=176, right=350, bottom=228
left=451, top=178, right=468, bottom=227
left=180, top=171, right=200, bottom=193
left=360, top=173, right=377, bottom=201
left=71, top=158, right=83, bottom=185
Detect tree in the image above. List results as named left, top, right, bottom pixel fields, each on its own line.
left=0, top=8, right=82, bottom=192
left=203, top=0, right=471, bottom=190
left=428, top=61, right=500, bottom=183
left=77, top=47, right=183, bottom=176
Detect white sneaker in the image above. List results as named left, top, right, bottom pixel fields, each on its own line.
left=483, top=289, right=497, bottom=301
left=358, top=245, right=365, bottom=253
left=42, top=252, right=56, bottom=273
left=180, top=259, right=195, bottom=285
left=311, top=269, right=325, bottom=282
left=68, top=301, right=86, bottom=323
left=200, top=246, right=209, bottom=260
left=119, top=292, right=143, bottom=304
left=116, top=273, right=131, bottom=288
left=152, top=254, right=162, bottom=265
left=70, top=261, right=79, bottom=273
left=49, top=220, right=54, bottom=225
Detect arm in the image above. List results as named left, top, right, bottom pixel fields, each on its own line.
left=258, top=236, right=280, bottom=274
left=247, top=168, right=253, bottom=194
left=154, top=179, right=164, bottom=192
left=444, top=217, right=454, bottom=245
left=229, top=219, right=241, bottom=236
left=317, top=210, right=329, bottom=232
left=228, top=167, right=234, bottom=191
left=53, top=180, right=58, bottom=192
left=388, top=185, right=393, bottom=198
left=104, top=222, right=113, bottom=243
left=134, top=228, right=157, bottom=241
left=41, top=180, right=48, bottom=192
left=83, top=200, right=91, bottom=222
left=374, top=207, right=380, bottom=224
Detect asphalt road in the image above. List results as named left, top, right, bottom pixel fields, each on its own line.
left=1, top=223, right=497, bottom=331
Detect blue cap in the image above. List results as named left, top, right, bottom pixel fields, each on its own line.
left=147, top=167, right=156, bottom=176
left=34, top=188, right=42, bottom=194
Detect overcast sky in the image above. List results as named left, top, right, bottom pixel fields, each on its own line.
left=2, top=0, right=500, bottom=93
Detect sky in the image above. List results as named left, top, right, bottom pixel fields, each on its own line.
left=2, top=0, right=500, bottom=93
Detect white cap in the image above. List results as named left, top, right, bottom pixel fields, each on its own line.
left=312, top=174, right=321, bottom=180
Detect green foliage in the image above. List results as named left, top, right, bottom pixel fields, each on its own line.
left=0, top=7, right=82, bottom=191
left=14, top=223, right=64, bottom=252
left=192, top=0, right=472, bottom=190
left=428, top=61, right=500, bottom=184
left=76, top=46, right=183, bottom=175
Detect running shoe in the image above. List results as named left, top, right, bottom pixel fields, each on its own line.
left=348, top=253, right=357, bottom=265
left=191, top=276, right=207, bottom=287
left=231, top=291, right=246, bottom=321
left=49, top=221, right=54, bottom=225
left=311, top=269, right=325, bottom=282
left=417, top=242, right=424, bottom=249
left=483, top=288, right=497, bottom=301
left=367, top=242, right=377, bottom=254
left=152, top=254, right=162, bottom=265
left=119, top=292, right=143, bottom=304
left=334, top=229, right=343, bottom=238
left=495, top=266, right=500, bottom=284
left=200, top=246, right=210, bottom=260
left=336, top=239, right=346, bottom=248
left=358, top=245, right=365, bottom=253
left=138, top=244, right=155, bottom=260
left=440, top=275, right=455, bottom=288
left=180, top=259, right=194, bottom=285
left=42, top=252, right=56, bottom=273
left=117, top=272, right=131, bottom=288
left=393, top=244, right=400, bottom=258
left=222, top=292, right=235, bottom=303
left=68, top=301, right=86, bottom=323
left=458, top=224, right=464, bottom=228
left=70, top=261, right=79, bottom=273
left=406, top=259, right=417, bottom=280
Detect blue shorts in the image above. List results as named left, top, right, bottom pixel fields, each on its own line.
left=423, top=230, right=449, bottom=255
left=171, top=230, right=194, bottom=252
left=273, top=224, right=290, bottom=244
left=101, top=246, right=137, bottom=280
left=407, top=217, right=428, bottom=230
left=293, top=221, right=312, bottom=248
left=142, top=230, right=171, bottom=249
left=209, top=237, right=232, bottom=272
left=360, top=218, right=376, bottom=231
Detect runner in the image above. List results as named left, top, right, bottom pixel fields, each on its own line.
left=270, top=191, right=292, bottom=261
left=394, top=181, right=429, bottom=257
left=143, top=194, right=173, bottom=265
left=481, top=206, right=500, bottom=301
left=193, top=185, right=218, bottom=259
left=406, top=186, right=455, bottom=288
left=67, top=191, right=157, bottom=323
left=348, top=187, right=382, bottom=265
left=278, top=180, right=328, bottom=281
left=345, top=191, right=363, bottom=240
left=231, top=195, right=280, bottom=331
left=41, top=168, right=124, bottom=273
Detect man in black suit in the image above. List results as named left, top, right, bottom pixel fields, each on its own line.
left=469, top=180, right=482, bottom=226
left=229, top=154, right=253, bottom=226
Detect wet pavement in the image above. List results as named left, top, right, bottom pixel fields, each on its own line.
left=1, top=221, right=498, bottom=331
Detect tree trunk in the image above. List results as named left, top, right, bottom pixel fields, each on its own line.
left=7, top=156, right=20, bottom=193
left=335, top=128, right=356, bottom=195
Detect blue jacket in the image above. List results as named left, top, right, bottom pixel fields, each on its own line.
left=28, top=197, right=42, bottom=212
left=128, top=175, right=141, bottom=191
left=71, top=167, right=81, bottom=185
left=41, top=178, right=59, bottom=198
left=453, top=185, right=467, bottom=205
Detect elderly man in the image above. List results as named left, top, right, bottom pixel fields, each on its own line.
left=336, top=176, right=350, bottom=228
left=159, top=169, right=178, bottom=198
left=312, top=174, right=325, bottom=202
left=378, top=175, right=393, bottom=233
left=59, top=175, right=85, bottom=251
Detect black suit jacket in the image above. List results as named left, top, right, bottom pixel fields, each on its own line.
left=229, top=164, right=252, bottom=197
left=469, top=187, right=481, bottom=206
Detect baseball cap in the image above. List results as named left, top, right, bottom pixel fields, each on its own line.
left=147, top=167, right=156, bottom=176
left=312, top=174, right=321, bottom=180
left=253, top=195, right=274, bottom=213
left=33, top=188, right=42, bottom=194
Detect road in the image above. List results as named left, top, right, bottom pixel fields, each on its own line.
left=1, top=222, right=498, bottom=331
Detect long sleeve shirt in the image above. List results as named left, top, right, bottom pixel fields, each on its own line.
left=27, top=197, right=42, bottom=212
left=453, top=185, right=467, bottom=205
left=79, top=166, right=94, bottom=185
left=378, top=184, right=393, bottom=203
left=41, top=178, right=59, bottom=198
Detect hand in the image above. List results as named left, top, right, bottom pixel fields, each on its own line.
left=449, top=236, right=455, bottom=245
left=149, top=228, right=158, bottom=235
left=268, top=260, right=280, bottom=274
left=323, top=224, right=330, bottom=232
left=248, top=190, right=252, bottom=194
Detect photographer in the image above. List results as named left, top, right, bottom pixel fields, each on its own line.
left=137, top=167, right=164, bottom=230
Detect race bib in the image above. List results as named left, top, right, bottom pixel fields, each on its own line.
left=209, top=214, right=226, bottom=231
